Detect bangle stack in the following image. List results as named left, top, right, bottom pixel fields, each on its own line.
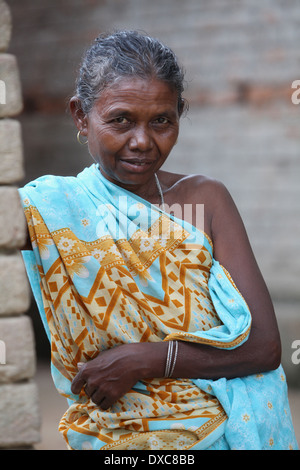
left=164, top=341, right=178, bottom=378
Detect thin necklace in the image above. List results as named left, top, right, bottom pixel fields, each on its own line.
left=154, top=173, right=165, bottom=211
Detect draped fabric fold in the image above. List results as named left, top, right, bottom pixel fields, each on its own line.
left=19, top=164, right=298, bottom=450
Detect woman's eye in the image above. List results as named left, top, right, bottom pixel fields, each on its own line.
left=155, top=117, right=169, bottom=124
left=114, top=117, right=129, bottom=124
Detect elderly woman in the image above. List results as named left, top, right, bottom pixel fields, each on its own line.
left=19, top=30, right=297, bottom=450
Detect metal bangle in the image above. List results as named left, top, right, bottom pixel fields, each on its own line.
left=164, top=341, right=174, bottom=377
left=169, top=341, right=178, bottom=377
left=165, top=341, right=178, bottom=378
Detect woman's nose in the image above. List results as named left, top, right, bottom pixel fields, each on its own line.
left=128, top=126, right=153, bottom=151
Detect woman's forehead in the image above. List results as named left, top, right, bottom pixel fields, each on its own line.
left=93, top=77, right=179, bottom=113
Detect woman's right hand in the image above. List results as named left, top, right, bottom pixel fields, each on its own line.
left=71, top=342, right=167, bottom=410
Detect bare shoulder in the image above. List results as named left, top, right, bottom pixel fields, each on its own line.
left=159, top=169, right=231, bottom=208
left=159, top=170, right=235, bottom=239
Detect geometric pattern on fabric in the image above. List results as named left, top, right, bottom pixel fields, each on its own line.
left=19, top=165, right=298, bottom=450
left=23, top=202, right=227, bottom=449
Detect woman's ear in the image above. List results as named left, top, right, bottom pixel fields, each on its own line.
left=69, top=96, right=88, bottom=136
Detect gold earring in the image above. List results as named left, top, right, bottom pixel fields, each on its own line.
left=77, top=130, right=88, bottom=145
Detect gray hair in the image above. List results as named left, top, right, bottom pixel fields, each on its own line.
left=74, top=30, right=188, bottom=115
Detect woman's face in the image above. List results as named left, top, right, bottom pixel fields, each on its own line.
left=75, top=78, right=180, bottom=194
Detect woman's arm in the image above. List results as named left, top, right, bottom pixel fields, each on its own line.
left=146, top=179, right=281, bottom=379
left=71, top=179, right=281, bottom=408
left=169, top=178, right=281, bottom=380
left=209, top=179, right=281, bottom=372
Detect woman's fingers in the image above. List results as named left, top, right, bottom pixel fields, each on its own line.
left=71, top=363, right=110, bottom=408
left=71, top=365, right=86, bottom=394
left=90, top=389, right=110, bottom=409
left=97, top=397, right=112, bottom=410
left=70, top=345, right=142, bottom=406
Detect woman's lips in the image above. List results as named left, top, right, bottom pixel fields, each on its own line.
left=120, top=159, right=154, bottom=172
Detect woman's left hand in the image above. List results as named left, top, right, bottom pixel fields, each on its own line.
left=71, top=342, right=166, bottom=410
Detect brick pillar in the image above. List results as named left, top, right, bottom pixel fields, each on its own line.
left=0, top=0, right=40, bottom=448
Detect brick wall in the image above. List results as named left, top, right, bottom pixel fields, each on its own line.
left=0, top=0, right=40, bottom=449
left=6, top=0, right=300, bottom=384
left=7, top=0, right=300, bottom=297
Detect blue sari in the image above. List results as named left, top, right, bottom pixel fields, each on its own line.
left=19, top=164, right=298, bottom=450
